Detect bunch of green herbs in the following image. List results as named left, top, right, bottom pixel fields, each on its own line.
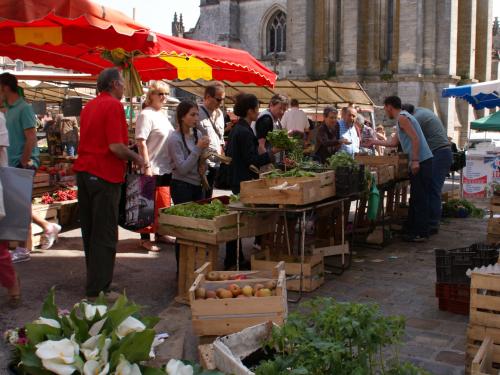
left=266, top=130, right=300, bottom=151
left=327, top=151, right=360, bottom=170
left=162, top=199, right=228, bottom=219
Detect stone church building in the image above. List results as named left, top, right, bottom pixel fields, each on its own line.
left=173, top=0, right=496, bottom=145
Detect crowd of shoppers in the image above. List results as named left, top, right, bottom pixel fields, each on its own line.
left=0, top=65, right=458, bottom=300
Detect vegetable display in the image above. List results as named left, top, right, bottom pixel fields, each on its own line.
left=266, top=130, right=299, bottom=151
left=265, top=168, right=316, bottom=179
left=162, top=199, right=228, bottom=219
left=442, top=199, right=484, bottom=218
left=327, top=151, right=359, bottom=170
left=38, top=189, right=78, bottom=204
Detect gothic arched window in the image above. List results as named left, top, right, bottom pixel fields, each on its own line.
left=267, top=11, right=286, bottom=55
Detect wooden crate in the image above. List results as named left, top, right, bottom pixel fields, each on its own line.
left=33, top=172, right=50, bottom=188
left=188, top=264, right=287, bottom=336
left=467, top=325, right=500, bottom=374
left=175, top=240, right=219, bottom=305
left=239, top=212, right=279, bottom=238
left=57, top=200, right=79, bottom=227
left=490, top=196, right=500, bottom=217
left=470, top=273, right=500, bottom=329
left=471, top=336, right=496, bottom=375
left=239, top=171, right=335, bottom=206
left=251, top=249, right=324, bottom=292
left=355, top=154, right=409, bottom=179
left=487, top=218, right=500, bottom=235
left=158, top=210, right=239, bottom=245
left=370, top=164, right=395, bottom=185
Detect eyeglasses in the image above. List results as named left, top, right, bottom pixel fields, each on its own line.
left=155, top=92, right=167, bottom=97
left=214, top=96, right=224, bottom=102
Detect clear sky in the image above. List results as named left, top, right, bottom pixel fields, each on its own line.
left=96, top=0, right=200, bottom=35
left=96, top=0, right=498, bottom=36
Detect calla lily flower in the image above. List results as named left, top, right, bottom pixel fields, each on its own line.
left=34, top=317, right=61, bottom=329
left=81, top=335, right=101, bottom=361
left=83, top=360, right=109, bottom=375
left=116, top=316, right=146, bottom=339
left=35, top=338, right=79, bottom=375
left=116, top=356, right=142, bottom=375
left=166, top=359, right=194, bottom=375
left=89, top=318, right=107, bottom=337
left=83, top=303, right=107, bottom=321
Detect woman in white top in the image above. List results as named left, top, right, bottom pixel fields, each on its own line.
left=136, top=81, right=174, bottom=253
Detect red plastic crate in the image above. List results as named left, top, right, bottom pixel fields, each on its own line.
left=437, top=297, right=469, bottom=315
left=435, top=282, right=470, bottom=303
left=435, top=282, right=470, bottom=315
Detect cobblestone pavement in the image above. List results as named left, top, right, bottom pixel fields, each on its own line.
left=0, top=217, right=487, bottom=374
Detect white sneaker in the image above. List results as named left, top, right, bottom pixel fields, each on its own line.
left=41, top=223, right=62, bottom=250
left=10, top=247, right=31, bottom=263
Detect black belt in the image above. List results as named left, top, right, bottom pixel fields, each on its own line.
left=433, top=145, right=451, bottom=152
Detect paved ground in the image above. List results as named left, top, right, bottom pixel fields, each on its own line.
left=0, top=203, right=486, bottom=374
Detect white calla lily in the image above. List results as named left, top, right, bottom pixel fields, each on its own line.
left=81, top=334, right=101, bottom=361
left=100, top=338, right=112, bottom=364
left=83, top=303, right=107, bottom=320
left=35, top=338, right=79, bottom=375
left=34, top=317, right=61, bottom=329
left=83, top=360, right=109, bottom=375
left=89, top=318, right=107, bottom=337
left=116, top=316, right=146, bottom=339
left=166, top=359, right=194, bottom=375
left=116, top=356, right=142, bottom=375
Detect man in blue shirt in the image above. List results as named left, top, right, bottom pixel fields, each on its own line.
left=338, top=106, right=360, bottom=155
left=365, top=96, right=433, bottom=242
left=0, top=73, right=61, bottom=262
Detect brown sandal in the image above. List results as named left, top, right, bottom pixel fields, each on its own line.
left=8, top=277, right=21, bottom=307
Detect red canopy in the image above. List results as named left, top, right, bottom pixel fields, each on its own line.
left=0, top=0, right=276, bottom=87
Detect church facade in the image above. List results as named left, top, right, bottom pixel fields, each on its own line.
left=173, top=0, right=495, bottom=145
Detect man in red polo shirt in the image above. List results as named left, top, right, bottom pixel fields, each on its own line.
left=74, top=68, right=144, bottom=298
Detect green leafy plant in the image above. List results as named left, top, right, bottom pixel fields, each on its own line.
left=327, top=151, right=359, bottom=170
left=442, top=198, right=484, bottom=218
left=162, top=199, right=228, bottom=219
left=255, top=298, right=429, bottom=375
left=266, top=130, right=300, bottom=151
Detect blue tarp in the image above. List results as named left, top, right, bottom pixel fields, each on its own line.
left=442, top=80, right=500, bottom=110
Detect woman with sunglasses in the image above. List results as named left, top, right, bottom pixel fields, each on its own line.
left=135, top=81, right=175, bottom=254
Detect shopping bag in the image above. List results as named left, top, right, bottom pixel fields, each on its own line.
left=118, top=173, right=156, bottom=231
left=0, top=167, right=35, bottom=241
left=137, top=185, right=171, bottom=234
left=0, top=173, right=5, bottom=221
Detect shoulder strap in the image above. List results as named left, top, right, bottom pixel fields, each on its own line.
left=200, top=106, right=223, bottom=140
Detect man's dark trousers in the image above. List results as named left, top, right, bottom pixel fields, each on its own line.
left=408, top=158, right=433, bottom=238
left=77, top=172, right=121, bottom=297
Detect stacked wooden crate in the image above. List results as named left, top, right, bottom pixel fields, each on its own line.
left=466, top=272, right=500, bottom=374
left=355, top=153, right=409, bottom=180
left=239, top=171, right=336, bottom=206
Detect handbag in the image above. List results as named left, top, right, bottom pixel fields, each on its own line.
left=118, top=169, right=156, bottom=231
left=0, top=167, right=35, bottom=241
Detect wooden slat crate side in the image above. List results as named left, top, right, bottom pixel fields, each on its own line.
left=158, top=224, right=218, bottom=245
left=286, top=262, right=325, bottom=292
left=159, top=214, right=219, bottom=231
left=487, top=219, right=500, bottom=235
left=467, top=344, right=500, bottom=373
left=192, top=315, right=285, bottom=337
left=191, top=296, right=285, bottom=316
left=471, top=273, right=500, bottom=292
left=471, top=336, right=495, bottom=375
